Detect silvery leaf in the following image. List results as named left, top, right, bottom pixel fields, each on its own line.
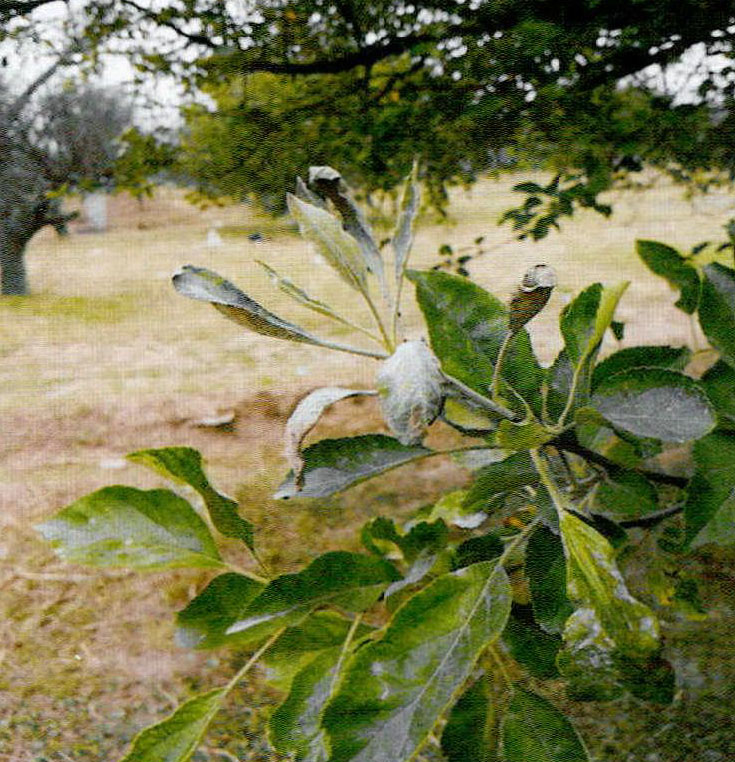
left=286, top=387, right=376, bottom=489
left=376, top=340, right=444, bottom=445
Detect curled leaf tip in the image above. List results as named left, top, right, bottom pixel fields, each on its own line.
left=509, top=264, right=557, bottom=332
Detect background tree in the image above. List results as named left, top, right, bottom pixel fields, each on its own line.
left=0, top=69, right=132, bottom=295
left=71, top=0, right=735, bottom=217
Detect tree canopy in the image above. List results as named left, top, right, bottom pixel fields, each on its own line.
left=6, top=1, right=735, bottom=219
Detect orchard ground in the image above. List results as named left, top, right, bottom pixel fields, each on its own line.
left=1, top=176, right=734, bottom=760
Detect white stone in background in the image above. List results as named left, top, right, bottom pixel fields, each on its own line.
left=206, top=227, right=224, bottom=247
left=83, top=192, right=108, bottom=232
left=98, top=458, right=127, bottom=470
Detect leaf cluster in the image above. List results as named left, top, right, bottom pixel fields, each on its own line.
left=36, top=167, right=735, bottom=762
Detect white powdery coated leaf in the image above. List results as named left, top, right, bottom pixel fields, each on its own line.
left=377, top=341, right=444, bottom=445
left=287, top=193, right=368, bottom=292
left=392, top=164, right=421, bottom=282
left=286, top=387, right=375, bottom=489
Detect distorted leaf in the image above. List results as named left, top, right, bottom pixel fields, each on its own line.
left=126, top=446, right=254, bottom=549
left=36, top=486, right=223, bottom=571
left=636, top=239, right=700, bottom=314
left=376, top=340, right=444, bottom=445
left=287, top=193, right=368, bottom=292
left=591, top=368, right=715, bottom=442
left=226, top=551, right=399, bottom=640
left=698, top=262, right=735, bottom=367
left=285, top=387, right=375, bottom=489
left=508, top=264, right=557, bottom=333
left=274, top=435, right=430, bottom=499
left=323, top=563, right=512, bottom=762
left=295, top=175, right=327, bottom=208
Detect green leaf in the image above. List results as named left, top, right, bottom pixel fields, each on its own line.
left=591, top=368, right=715, bottom=443
left=453, top=532, right=504, bottom=569
left=362, top=517, right=448, bottom=563
left=441, top=678, right=495, bottom=762
left=502, top=608, right=561, bottom=679
left=686, top=432, right=735, bottom=547
left=176, top=573, right=264, bottom=649
left=614, top=654, right=675, bottom=705
left=574, top=422, right=641, bottom=469
left=172, top=266, right=379, bottom=358
left=592, top=345, right=691, bottom=389
left=119, top=688, right=226, bottom=762
left=393, top=161, right=421, bottom=283
left=226, top=552, right=399, bottom=640
left=424, top=489, right=487, bottom=529
left=561, top=282, right=629, bottom=367
left=287, top=193, right=368, bottom=292
left=560, top=511, right=659, bottom=657
left=551, top=281, right=628, bottom=421
left=274, top=435, right=430, bottom=499
left=495, top=420, right=553, bottom=450
left=636, top=240, right=700, bottom=314
left=524, top=526, right=573, bottom=634
left=701, top=359, right=735, bottom=430
left=441, top=396, right=497, bottom=435
left=127, top=447, right=254, bottom=550
left=263, top=613, right=373, bottom=692
left=501, top=688, right=588, bottom=762
left=593, top=468, right=659, bottom=522
left=36, top=486, right=224, bottom=571
left=376, top=341, right=444, bottom=445
left=556, top=608, right=624, bottom=702
left=558, top=608, right=675, bottom=704
left=323, top=562, right=512, bottom=762
left=463, top=452, right=538, bottom=514
left=698, top=262, right=735, bottom=367
left=269, top=646, right=340, bottom=760
left=406, top=269, right=543, bottom=405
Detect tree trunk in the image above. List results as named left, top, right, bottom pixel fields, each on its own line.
left=0, top=226, right=31, bottom=296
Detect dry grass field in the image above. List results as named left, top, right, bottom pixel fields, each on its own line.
left=1, top=175, right=734, bottom=760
